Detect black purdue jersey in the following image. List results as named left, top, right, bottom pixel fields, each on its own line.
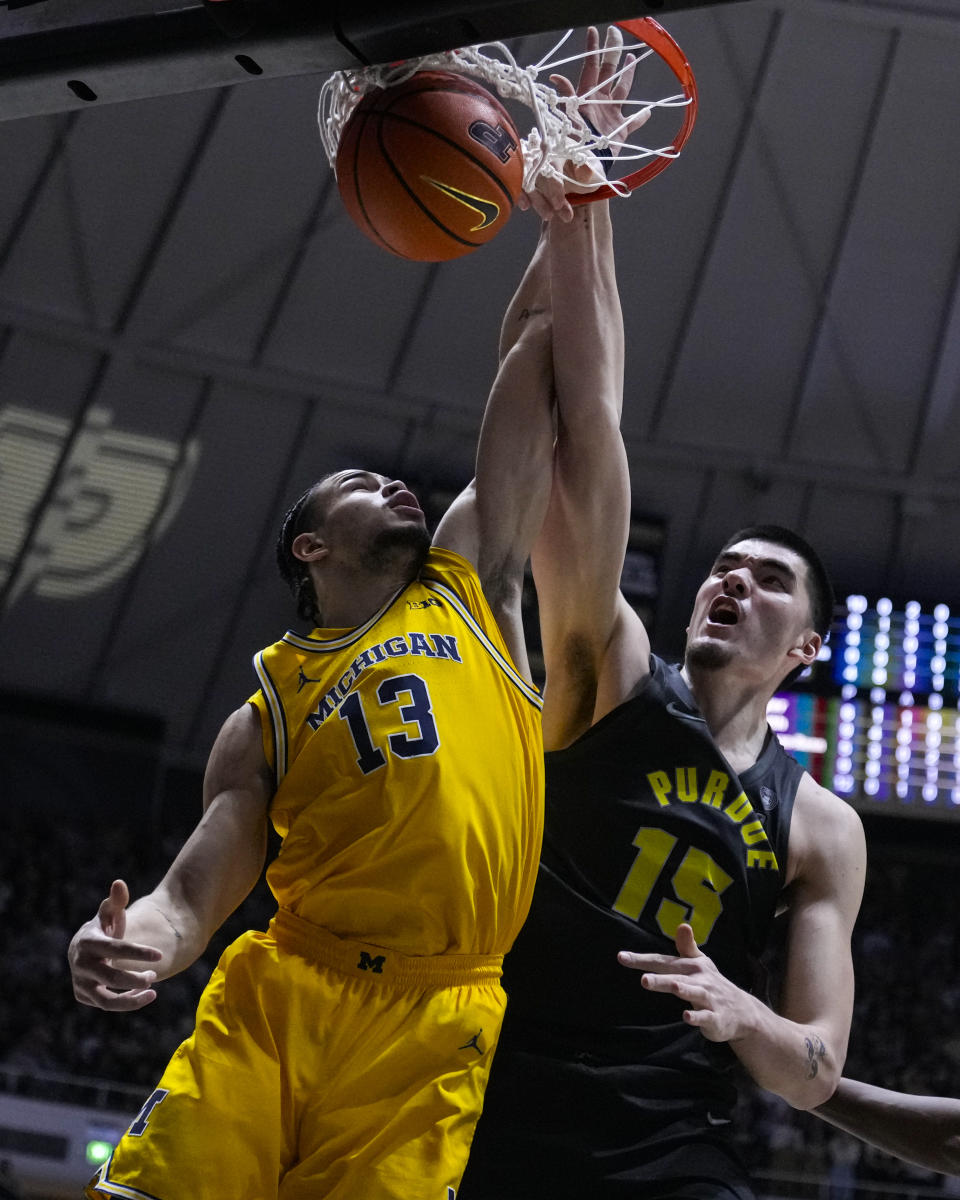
left=462, top=656, right=803, bottom=1198
left=502, top=654, right=800, bottom=1043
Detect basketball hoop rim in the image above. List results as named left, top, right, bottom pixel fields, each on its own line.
left=317, top=15, right=699, bottom=204
left=569, top=16, right=699, bottom=205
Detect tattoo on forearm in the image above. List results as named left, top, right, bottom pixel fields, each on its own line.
left=804, top=1035, right=826, bottom=1079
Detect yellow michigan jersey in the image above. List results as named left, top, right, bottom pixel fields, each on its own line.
left=249, top=545, right=544, bottom=958
left=88, top=548, right=543, bottom=1200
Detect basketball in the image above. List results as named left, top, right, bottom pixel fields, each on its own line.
left=335, top=71, right=524, bottom=262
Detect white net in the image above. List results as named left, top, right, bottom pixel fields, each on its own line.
left=317, top=27, right=693, bottom=197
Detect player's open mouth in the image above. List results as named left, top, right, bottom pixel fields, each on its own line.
left=707, top=597, right=739, bottom=626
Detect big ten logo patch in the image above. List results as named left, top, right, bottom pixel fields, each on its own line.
left=0, top=405, right=198, bottom=610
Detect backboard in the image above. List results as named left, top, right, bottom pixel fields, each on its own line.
left=0, top=0, right=741, bottom=120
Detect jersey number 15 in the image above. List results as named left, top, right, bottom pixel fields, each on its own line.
left=612, top=826, right=733, bottom=945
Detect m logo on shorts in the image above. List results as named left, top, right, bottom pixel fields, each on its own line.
left=129, top=1087, right=168, bottom=1137
left=357, top=951, right=386, bottom=974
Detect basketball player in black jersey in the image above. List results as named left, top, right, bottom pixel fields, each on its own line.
left=460, top=26, right=867, bottom=1200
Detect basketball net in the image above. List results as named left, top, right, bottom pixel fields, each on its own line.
left=318, top=17, right=698, bottom=202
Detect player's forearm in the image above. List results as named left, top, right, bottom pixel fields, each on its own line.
left=728, top=998, right=842, bottom=1110
left=112, top=889, right=209, bottom=981
left=499, top=221, right=550, bottom=362
left=548, top=200, right=623, bottom=421
left=815, top=1078, right=960, bottom=1174
left=475, top=310, right=555, bottom=581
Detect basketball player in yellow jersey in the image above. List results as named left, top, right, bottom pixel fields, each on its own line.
left=63, top=178, right=592, bottom=1194
left=252, top=538, right=542, bottom=960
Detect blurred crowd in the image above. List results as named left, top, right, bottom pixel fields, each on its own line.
left=0, top=806, right=274, bottom=1095
left=1, top=803, right=958, bottom=1189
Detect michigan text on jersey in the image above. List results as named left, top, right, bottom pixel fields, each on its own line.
left=303, top=633, right=462, bottom=729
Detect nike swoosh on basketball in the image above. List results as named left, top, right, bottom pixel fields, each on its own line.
left=422, top=177, right=500, bottom=230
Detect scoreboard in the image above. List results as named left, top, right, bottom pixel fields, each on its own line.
left=768, top=596, right=960, bottom=820
left=831, top=596, right=959, bottom=698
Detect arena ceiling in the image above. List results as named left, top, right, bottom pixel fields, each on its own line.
left=2, top=0, right=960, bottom=767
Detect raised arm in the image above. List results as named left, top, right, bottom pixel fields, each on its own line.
left=435, top=26, right=653, bottom=686
left=815, top=1079, right=960, bottom=1175
left=432, top=223, right=556, bottom=678
left=529, top=30, right=652, bottom=747
left=68, top=703, right=272, bottom=1011
left=531, top=197, right=647, bottom=748
left=619, top=779, right=866, bottom=1109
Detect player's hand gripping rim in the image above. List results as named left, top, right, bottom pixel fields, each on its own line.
left=519, top=25, right=651, bottom=223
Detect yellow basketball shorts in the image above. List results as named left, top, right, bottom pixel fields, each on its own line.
left=86, top=911, right=507, bottom=1200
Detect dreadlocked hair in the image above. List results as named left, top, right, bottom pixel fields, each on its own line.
left=276, top=482, right=324, bottom=627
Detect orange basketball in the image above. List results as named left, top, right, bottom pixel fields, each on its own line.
left=335, top=71, right=524, bottom=262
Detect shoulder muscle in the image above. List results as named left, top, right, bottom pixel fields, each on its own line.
left=203, top=703, right=274, bottom=813
left=786, top=775, right=866, bottom=906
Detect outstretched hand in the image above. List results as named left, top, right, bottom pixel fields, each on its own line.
left=554, top=24, right=649, bottom=147
left=521, top=25, right=651, bottom=222
left=618, top=923, right=753, bottom=1044
left=68, top=879, right=162, bottom=1012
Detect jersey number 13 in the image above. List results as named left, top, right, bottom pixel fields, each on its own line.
left=338, top=674, right=440, bottom=774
